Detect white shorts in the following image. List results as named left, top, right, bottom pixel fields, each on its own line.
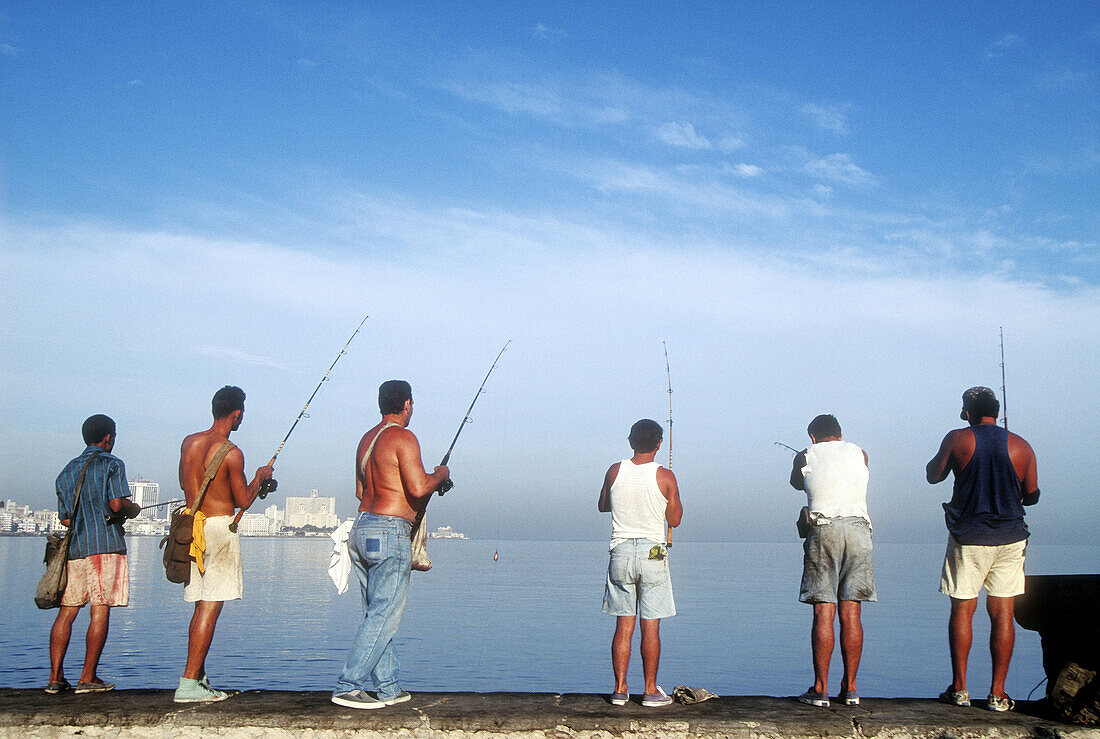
left=940, top=535, right=1026, bottom=599
left=184, top=516, right=243, bottom=603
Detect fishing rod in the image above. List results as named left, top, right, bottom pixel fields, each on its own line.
left=774, top=441, right=800, bottom=454
left=228, top=315, right=368, bottom=532
left=663, top=341, right=673, bottom=548
left=436, top=340, right=511, bottom=496
left=104, top=498, right=185, bottom=523
left=1000, top=326, right=1008, bottom=430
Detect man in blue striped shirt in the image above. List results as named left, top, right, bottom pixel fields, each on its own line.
left=47, top=414, right=141, bottom=695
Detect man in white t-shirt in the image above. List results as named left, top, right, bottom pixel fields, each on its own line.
left=597, top=419, right=683, bottom=708
left=790, top=414, right=875, bottom=708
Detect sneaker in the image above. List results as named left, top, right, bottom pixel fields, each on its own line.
left=609, top=691, right=630, bottom=706
left=174, top=677, right=229, bottom=703
left=798, top=689, right=830, bottom=707
left=45, top=680, right=71, bottom=695
left=74, top=680, right=115, bottom=694
left=642, top=686, right=672, bottom=707
left=987, top=693, right=1015, bottom=712
left=331, top=690, right=385, bottom=710
left=938, top=687, right=970, bottom=707
left=837, top=688, right=859, bottom=706
left=379, top=690, right=412, bottom=706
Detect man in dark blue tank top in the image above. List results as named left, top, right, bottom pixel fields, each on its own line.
left=927, top=387, right=1039, bottom=713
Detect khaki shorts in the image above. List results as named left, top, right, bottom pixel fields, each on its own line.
left=940, top=535, right=1026, bottom=599
left=184, top=516, right=243, bottom=602
left=62, top=553, right=129, bottom=607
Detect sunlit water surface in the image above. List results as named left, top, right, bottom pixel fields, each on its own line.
left=2, top=536, right=1096, bottom=697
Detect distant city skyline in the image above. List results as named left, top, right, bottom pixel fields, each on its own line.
left=1, top=2, right=1096, bottom=544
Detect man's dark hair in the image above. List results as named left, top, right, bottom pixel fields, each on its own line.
left=212, top=386, right=246, bottom=419
left=808, top=414, right=842, bottom=440
left=82, top=414, right=116, bottom=445
left=379, top=380, right=412, bottom=415
left=628, top=419, right=663, bottom=453
left=961, top=386, right=999, bottom=422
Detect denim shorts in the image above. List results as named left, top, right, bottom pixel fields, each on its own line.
left=799, top=516, right=877, bottom=604
left=602, top=538, right=676, bottom=620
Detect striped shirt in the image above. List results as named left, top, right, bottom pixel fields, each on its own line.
left=56, top=446, right=131, bottom=559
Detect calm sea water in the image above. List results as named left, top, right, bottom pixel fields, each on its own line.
left=2, top=536, right=1096, bottom=697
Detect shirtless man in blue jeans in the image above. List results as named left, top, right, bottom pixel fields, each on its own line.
left=331, top=380, right=449, bottom=709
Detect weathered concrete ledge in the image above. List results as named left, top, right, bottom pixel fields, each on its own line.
left=1, top=690, right=1095, bottom=738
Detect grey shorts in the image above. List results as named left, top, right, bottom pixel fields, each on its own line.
left=800, top=516, right=877, bottom=604
left=602, top=539, right=676, bottom=620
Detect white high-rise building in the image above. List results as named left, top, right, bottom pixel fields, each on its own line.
left=129, top=479, right=161, bottom=519
left=284, top=489, right=338, bottom=530
left=237, top=513, right=272, bottom=536
left=265, top=504, right=284, bottom=532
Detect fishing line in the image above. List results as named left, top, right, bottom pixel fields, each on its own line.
left=1026, top=676, right=1048, bottom=701
left=474, top=373, right=510, bottom=679
left=229, top=315, right=368, bottom=532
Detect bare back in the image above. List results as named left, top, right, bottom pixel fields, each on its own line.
left=356, top=421, right=430, bottom=522
left=179, top=430, right=250, bottom=517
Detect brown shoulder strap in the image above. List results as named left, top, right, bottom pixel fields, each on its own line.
left=70, top=450, right=104, bottom=518
left=359, top=422, right=400, bottom=476
left=191, top=441, right=235, bottom=513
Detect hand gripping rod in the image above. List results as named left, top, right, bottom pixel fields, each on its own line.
left=436, top=340, right=511, bottom=496
left=229, top=316, right=368, bottom=532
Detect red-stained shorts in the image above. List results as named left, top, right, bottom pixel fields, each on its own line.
left=61, top=553, right=129, bottom=607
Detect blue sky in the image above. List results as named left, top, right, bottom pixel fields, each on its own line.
left=2, top=2, right=1097, bottom=544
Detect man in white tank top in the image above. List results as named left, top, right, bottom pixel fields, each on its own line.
left=597, top=419, right=683, bottom=707
left=789, top=414, right=875, bottom=708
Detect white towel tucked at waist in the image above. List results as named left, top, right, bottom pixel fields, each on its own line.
left=328, top=519, right=355, bottom=594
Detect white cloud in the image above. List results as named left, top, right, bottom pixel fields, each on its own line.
left=717, top=135, right=746, bottom=151
left=198, top=346, right=296, bottom=370
left=297, top=58, right=317, bottom=67
left=532, top=23, right=568, bottom=42
left=812, top=184, right=833, bottom=198
left=655, top=121, right=711, bottom=149
left=801, top=103, right=849, bottom=135
left=1034, top=67, right=1092, bottom=92
left=985, top=33, right=1023, bottom=59
left=805, top=153, right=877, bottom=186
left=732, top=163, right=763, bottom=177
left=444, top=80, right=564, bottom=119
left=0, top=43, right=19, bottom=57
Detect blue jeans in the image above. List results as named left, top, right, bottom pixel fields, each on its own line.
left=333, top=513, right=412, bottom=697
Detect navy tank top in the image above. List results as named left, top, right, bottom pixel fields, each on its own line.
left=943, top=424, right=1028, bottom=545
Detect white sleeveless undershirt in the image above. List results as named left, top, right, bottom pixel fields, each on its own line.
left=802, top=440, right=870, bottom=522
left=609, top=459, right=666, bottom=549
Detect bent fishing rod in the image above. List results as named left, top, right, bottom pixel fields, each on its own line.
left=774, top=441, right=800, bottom=454
left=663, top=341, right=674, bottom=548
left=228, top=315, right=368, bottom=532
left=436, top=340, right=511, bottom=496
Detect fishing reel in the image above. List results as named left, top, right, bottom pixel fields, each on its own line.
left=437, top=478, right=454, bottom=496
left=258, top=477, right=278, bottom=499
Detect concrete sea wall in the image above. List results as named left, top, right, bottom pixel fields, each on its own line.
left=1, top=690, right=1096, bottom=738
